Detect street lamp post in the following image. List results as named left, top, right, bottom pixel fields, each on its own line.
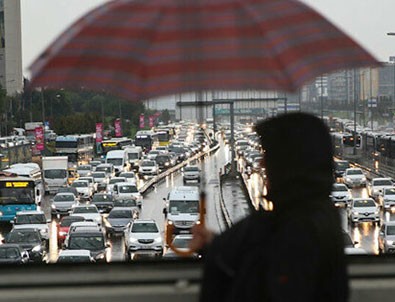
left=387, top=33, right=395, bottom=124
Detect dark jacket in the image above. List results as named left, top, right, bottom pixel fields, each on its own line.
left=200, top=203, right=348, bottom=302
left=200, top=113, right=348, bottom=302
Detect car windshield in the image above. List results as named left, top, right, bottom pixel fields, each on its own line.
left=92, top=194, right=113, bottom=202
left=114, top=199, right=137, bottom=207
left=57, top=255, right=92, bottom=263
left=347, top=169, right=363, bottom=175
left=184, top=167, right=199, bottom=172
left=128, top=153, right=139, bottom=160
left=387, top=226, right=395, bottom=235
left=385, top=188, right=395, bottom=195
left=72, top=182, right=88, bottom=188
left=108, top=210, right=132, bottom=219
left=109, top=178, right=125, bottom=184
left=69, top=236, right=104, bottom=250
left=354, top=199, right=376, bottom=207
left=156, top=155, right=170, bottom=161
left=15, top=214, right=46, bottom=224
left=333, top=185, right=348, bottom=192
left=73, top=207, right=97, bottom=214
left=169, top=200, right=199, bottom=214
left=107, top=158, right=123, bottom=166
left=0, top=247, right=20, bottom=259
left=92, top=172, right=106, bottom=178
left=119, top=185, right=138, bottom=193
left=7, top=230, right=40, bottom=243
left=373, top=180, right=392, bottom=186
left=335, top=162, right=349, bottom=170
left=59, top=216, right=85, bottom=227
left=78, top=166, right=91, bottom=171
left=131, top=222, right=158, bottom=233
left=142, top=161, right=155, bottom=166
left=96, top=166, right=111, bottom=173
left=54, top=194, right=74, bottom=202
left=44, top=169, right=67, bottom=179
left=120, top=172, right=135, bottom=178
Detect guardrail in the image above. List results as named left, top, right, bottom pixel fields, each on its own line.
left=218, top=166, right=233, bottom=229
left=139, top=143, right=220, bottom=196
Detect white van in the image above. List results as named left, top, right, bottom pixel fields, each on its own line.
left=164, top=186, right=201, bottom=235
left=105, top=150, right=130, bottom=175
left=124, top=147, right=143, bottom=171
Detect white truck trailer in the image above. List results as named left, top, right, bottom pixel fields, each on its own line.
left=42, top=156, right=68, bottom=194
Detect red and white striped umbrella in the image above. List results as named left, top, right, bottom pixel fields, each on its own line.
left=30, top=0, right=379, bottom=100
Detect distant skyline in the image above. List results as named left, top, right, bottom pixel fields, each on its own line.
left=21, top=0, right=395, bottom=77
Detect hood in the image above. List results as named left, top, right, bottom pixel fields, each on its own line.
left=54, top=201, right=75, bottom=209
left=13, top=224, right=48, bottom=232
left=107, top=218, right=132, bottom=227
left=353, top=206, right=377, bottom=212
left=384, top=195, right=395, bottom=201
left=255, top=113, right=333, bottom=213
left=129, top=232, right=161, bottom=240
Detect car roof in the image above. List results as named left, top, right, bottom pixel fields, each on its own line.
left=383, top=221, right=395, bottom=226
left=372, top=177, right=392, bottom=181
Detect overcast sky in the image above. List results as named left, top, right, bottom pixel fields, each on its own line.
left=21, top=0, right=395, bottom=77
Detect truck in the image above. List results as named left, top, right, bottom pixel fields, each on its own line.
left=24, top=122, right=44, bottom=142
left=42, top=156, right=68, bottom=194
left=124, top=146, right=143, bottom=171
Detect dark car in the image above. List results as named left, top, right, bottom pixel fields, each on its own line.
left=334, top=160, right=350, bottom=178
left=155, top=154, right=173, bottom=170
left=105, top=207, right=136, bottom=237
left=113, top=198, right=141, bottom=214
left=0, top=244, right=30, bottom=265
left=4, top=228, right=46, bottom=262
left=91, top=193, right=114, bottom=214
left=64, top=229, right=109, bottom=262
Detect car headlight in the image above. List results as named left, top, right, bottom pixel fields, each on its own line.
left=353, top=211, right=359, bottom=216
left=361, top=177, right=366, bottom=182
left=51, top=204, right=56, bottom=209
left=0, top=211, right=3, bottom=216
left=167, top=220, right=173, bottom=225
left=95, top=216, right=102, bottom=223
left=375, top=210, right=380, bottom=215
left=154, top=236, right=162, bottom=243
left=129, top=237, right=138, bottom=243
left=40, top=229, right=48, bottom=235
left=386, top=240, right=394, bottom=245
left=32, top=245, right=42, bottom=253
left=165, top=162, right=170, bottom=166
left=95, top=253, right=105, bottom=260
left=59, top=231, right=68, bottom=236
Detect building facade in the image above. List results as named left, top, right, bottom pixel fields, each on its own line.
left=0, top=0, right=22, bottom=95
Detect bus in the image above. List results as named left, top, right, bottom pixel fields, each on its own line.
left=134, top=131, right=159, bottom=152
left=0, top=172, right=43, bottom=222
left=55, top=134, right=95, bottom=165
left=0, top=136, right=32, bottom=170
left=156, top=130, right=172, bottom=146
left=331, top=132, right=361, bottom=157
left=100, top=137, right=133, bottom=156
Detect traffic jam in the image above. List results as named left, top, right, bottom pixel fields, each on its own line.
left=0, top=123, right=211, bottom=264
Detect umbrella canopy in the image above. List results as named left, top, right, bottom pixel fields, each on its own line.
left=30, top=0, right=379, bottom=101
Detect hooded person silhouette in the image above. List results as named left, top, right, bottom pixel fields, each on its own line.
left=191, top=112, right=348, bottom=302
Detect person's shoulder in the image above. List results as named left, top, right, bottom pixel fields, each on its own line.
left=212, top=211, right=274, bottom=248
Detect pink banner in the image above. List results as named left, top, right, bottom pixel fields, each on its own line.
left=96, top=123, right=103, bottom=143
left=35, top=126, right=44, bottom=151
left=139, top=114, right=145, bottom=129
left=149, top=116, right=155, bottom=128
left=114, top=119, right=122, bottom=137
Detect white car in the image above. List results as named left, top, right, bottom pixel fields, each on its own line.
left=107, top=177, right=127, bottom=194
left=71, top=180, right=93, bottom=199
left=113, top=183, right=143, bottom=207
left=12, top=211, right=50, bottom=240
left=182, top=166, right=201, bottom=184
left=124, top=219, right=163, bottom=259
left=348, top=198, right=380, bottom=225
left=118, top=171, right=137, bottom=184
left=79, top=176, right=97, bottom=193
left=57, top=249, right=95, bottom=263
left=76, top=164, right=92, bottom=177
left=147, top=150, right=162, bottom=160
left=330, top=183, right=352, bottom=207
left=343, top=168, right=367, bottom=188
left=70, top=204, right=102, bottom=226
left=368, top=178, right=393, bottom=200
left=139, top=160, right=159, bottom=177
left=378, top=187, right=395, bottom=210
